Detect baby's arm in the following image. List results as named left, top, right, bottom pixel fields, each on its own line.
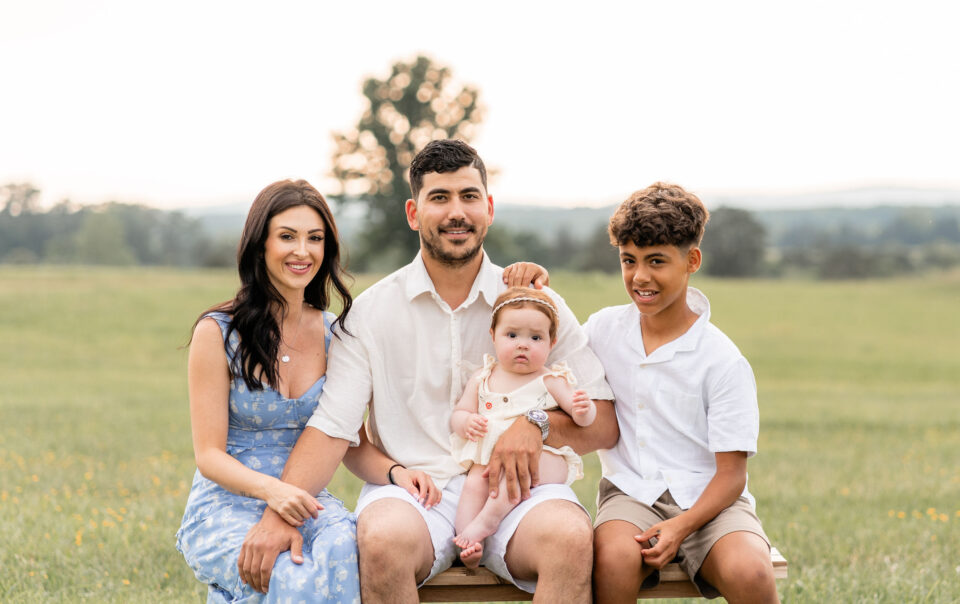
left=450, top=374, right=488, bottom=441
left=544, top=374, right=596, bottom=427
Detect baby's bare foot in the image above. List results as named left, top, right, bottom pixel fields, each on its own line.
left=454, top=538, right=483, bottom=569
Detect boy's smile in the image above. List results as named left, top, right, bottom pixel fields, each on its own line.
left=619, top=241, right=701, bottom=320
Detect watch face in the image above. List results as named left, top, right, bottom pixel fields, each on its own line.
left=528, top=409, right=548, bottom=423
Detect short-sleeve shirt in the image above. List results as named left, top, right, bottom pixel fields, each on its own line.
left=583, top=287, right=759, bottom=509
left=307, top=251, right=614, bottom=487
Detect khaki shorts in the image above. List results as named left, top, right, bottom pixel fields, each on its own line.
left=594, top=478, right=770, bottom=599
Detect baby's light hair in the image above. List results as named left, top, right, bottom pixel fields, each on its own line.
left=490, top=286, right=559, bottom=342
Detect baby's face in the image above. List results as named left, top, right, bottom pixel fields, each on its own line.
left=491, top=306, right=553, bottom=375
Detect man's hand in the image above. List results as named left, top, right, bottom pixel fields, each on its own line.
left=392, top=467, right=443, bottom=510
left=502, top=262, right=550, bottom=289
left=238, top=508, right=302, bottom=593
left=635, top=516, right=691, bottom=569
left=484, top=417, right=542, bottom=503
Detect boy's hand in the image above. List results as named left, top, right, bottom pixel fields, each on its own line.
left=502, top=262, right=550, bottom=289
left=570, top=390, right=594, bottom=422
left=265, top=479, right=323, bottom=526
left=459, top=413, right=488, bottom=441
left=635, top=517, right=689, bottom=569
left=391, top=467, right=442, bottom=510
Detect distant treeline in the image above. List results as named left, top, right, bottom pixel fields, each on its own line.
left=3, top=183, right=960, bottom=279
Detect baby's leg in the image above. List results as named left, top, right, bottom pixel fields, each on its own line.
left=453, top=464, right=488, bottom=568
left=536, top=451, right=570, bottom=486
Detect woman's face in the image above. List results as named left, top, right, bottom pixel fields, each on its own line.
left=262, top=205, right=326, bottom=298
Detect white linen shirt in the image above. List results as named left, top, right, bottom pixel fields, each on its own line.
left=584, top=287, right=759, bottom=510
left=307, top=252, right=613, bottom=487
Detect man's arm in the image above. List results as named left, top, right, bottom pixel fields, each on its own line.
left=237, top=313, right=373, bottom=593
left=484, top=399, right=617, bottom=503
left=237, top=428, right=350, bottom=593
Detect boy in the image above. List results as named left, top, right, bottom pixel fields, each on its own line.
left=587, top=183, right=779, bottom=603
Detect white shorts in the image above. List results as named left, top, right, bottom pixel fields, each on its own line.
left=355, top=474, right=586, bottom=593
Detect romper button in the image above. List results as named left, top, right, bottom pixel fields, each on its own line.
left=503, top=396, right=509, bottom=403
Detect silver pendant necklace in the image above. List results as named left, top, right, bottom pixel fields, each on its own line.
left=281, top=307, right=304, bottom=363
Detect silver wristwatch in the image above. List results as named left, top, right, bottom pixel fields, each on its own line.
left=525, top=409, right=549, bottom=441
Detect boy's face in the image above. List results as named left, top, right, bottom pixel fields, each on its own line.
left=619, top=241, right=701, bottom=317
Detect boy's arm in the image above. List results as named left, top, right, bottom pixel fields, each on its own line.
left=635, top=451, right=748, bottom=569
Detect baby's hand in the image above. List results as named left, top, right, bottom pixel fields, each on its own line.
left=265, top=480, right=323, bottom=526
left=462, top=414, right=488, bottom=441
left=570, top=390, right=595, bottom=425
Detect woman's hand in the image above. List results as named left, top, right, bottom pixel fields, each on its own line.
left=502, top=262, right=550, bottom=289
left=264, top=479, right=323, bottom=526
left=458, top=413, right=488, bottom=441
left=391, top=467, right=442, bottom=510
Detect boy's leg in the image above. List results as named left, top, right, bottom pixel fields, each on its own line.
left=676, top=496, right=778, bottom=603
left=591, top=479, right=664, bottom=603
left=697, top=531, right=778, bottom=604
left=355, top=479, right=462, bottom=604
left=593, top=520, right=649, bottom=604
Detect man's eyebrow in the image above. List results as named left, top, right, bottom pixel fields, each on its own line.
left=425, top=187, right=451, bottom=197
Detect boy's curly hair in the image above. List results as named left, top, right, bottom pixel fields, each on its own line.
left=608, top=182, right=709, bottom=249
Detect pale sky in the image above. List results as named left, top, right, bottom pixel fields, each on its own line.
left=2, top=0, right=958, bottom=210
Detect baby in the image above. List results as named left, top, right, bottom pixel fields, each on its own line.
left=449, top=286, right=596, bottom=567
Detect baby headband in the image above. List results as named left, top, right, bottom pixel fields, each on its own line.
left=492, top=296, right=558, bottom=317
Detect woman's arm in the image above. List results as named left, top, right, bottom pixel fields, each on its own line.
left=188, top=318, right=320, bottom=525
left=342, top=428, right=441, bottom=508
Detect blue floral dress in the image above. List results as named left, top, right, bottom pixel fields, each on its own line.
left=176, top=311, right=360, bottom=603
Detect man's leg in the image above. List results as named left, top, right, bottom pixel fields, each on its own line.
left=593, top=520, right=651, bottom=604
left=502, top=498, right=594, bottom=604
left=697, top=531, right=779, bottom=604
left=357, top=498, right=434, bottom=604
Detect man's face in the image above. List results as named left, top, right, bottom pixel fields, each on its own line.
left=405, top=166, right=493, bottom=267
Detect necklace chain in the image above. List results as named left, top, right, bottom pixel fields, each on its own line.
left=280, top=306, right=304, bottom=364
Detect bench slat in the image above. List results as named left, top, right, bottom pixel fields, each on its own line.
left=418, top=547, right=786, bottom=602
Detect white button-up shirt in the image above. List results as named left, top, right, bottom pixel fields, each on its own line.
left=307, top=252, right=614, bottom=487
left=584, top=287, right=759, bottom=509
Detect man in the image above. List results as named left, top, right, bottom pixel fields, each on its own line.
left=239, top=140, right=617, bottom=603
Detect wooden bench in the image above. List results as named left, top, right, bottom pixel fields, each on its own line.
left=419, top=547, right=787, bottom=602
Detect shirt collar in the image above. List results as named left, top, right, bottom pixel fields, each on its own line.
left=627, top=286, right=712, bottom=359
left=403, top=250, right=501, bottom=309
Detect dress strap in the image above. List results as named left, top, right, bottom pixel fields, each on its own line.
left=546, top=360, right=577, bottom=386
left=322, top=310, right=336, bottom=354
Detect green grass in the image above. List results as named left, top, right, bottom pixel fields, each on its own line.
left=1, top=266, right=958, bottom=602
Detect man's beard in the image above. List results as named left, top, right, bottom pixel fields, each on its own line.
left=420, top=220, right=485, bottom=267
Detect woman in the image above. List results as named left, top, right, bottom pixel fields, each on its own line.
left=176, top=180, right=432, bottom=602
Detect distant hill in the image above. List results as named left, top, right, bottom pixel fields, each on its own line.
left=180, top=186, right=960, bottom=247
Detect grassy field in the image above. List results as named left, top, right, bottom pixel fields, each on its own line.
left=1, top=266, right=958, bottom=603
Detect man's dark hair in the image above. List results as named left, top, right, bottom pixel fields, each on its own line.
left=608, top=182, right=710, bottom=249
left=408, top=139, right=487, bottom=200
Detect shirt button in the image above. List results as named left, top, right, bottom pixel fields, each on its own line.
left=637, top=403, right=645, bottom=410
left=638, top=440, right=645, bottom=447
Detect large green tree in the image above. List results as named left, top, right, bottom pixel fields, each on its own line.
left=330, top=55, right=483, bottom=269
left=701, top=207, right=767, bottom=277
